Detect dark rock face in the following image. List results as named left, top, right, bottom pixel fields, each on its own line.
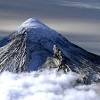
left=0, top=18, right=100, bottom=84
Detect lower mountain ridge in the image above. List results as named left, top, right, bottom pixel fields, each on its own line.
left=0, top=18, right=100, bottom=84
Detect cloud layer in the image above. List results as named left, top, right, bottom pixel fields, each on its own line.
left=0, top=69, right=100, bottom=100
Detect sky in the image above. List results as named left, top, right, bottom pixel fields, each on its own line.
left=0, top=0, right=100, bottom=55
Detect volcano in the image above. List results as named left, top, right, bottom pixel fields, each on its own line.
left=0, top=18, right=100, bottom=83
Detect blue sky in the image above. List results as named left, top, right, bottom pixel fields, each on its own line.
left=0, top=0, right=100, bottom=32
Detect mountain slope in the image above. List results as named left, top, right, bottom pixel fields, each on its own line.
left=0, top=18, right=100, bottom=83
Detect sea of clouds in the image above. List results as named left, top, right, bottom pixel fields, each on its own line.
left=0, top=69, right=100, bottom=100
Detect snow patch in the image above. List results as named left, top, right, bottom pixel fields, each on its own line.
left=19, top=18, right=49, bottom=30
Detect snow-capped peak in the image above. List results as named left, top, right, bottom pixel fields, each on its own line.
left=19, top=18, right=49, bottom=30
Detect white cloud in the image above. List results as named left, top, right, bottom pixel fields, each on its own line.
left=54, top=0, right=100, bottom=10
left=0, top=69, right=100, bottom=100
